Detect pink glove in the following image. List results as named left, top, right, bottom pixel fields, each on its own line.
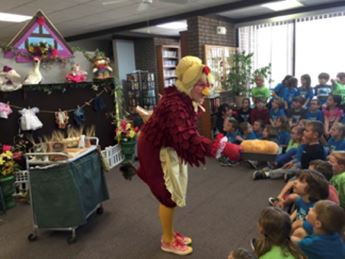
left=211, top=133, right=241, bottom=161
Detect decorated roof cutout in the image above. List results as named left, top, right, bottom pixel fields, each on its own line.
left=4, top=10, right=73, bottom=62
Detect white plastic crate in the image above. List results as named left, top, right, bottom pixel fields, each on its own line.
left=14, top=170, right=29, bottom=196
left=101, top=144, right=124, bottom=170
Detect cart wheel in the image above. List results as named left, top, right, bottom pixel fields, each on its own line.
left=27, top=233, right=38, bottom=242
left=96, top=206, right=104, bottom=215
left=67, top=236, right=77, bottom=244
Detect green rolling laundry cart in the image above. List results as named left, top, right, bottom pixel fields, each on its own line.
left=26, top=145, right=109, bottom=244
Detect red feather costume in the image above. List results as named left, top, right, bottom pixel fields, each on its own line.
left=126, top=56, right=241, bottom=256
left=137, top=86, right=241, bottom=208
left=137, top=86, right=213, bottom=207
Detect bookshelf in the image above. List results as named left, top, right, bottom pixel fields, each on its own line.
left=125, top=71, right=157, bottom=114
left=204, top=45, right=237, bottom=91
left=156, top=45, right=180, bottom=94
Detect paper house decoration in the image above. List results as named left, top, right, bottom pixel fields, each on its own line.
left=4, top=10, right=73, bottom=62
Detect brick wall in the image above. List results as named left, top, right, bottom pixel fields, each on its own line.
left=187, top=16, right=236, bottom=62
left=134, top=38, right=156, bottom=73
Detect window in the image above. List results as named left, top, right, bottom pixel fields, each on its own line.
left=238, top=11, right=345, bottom=87
left=239, top=22, right=293, bottom=88
left=295, top=14, right=345, bottom=84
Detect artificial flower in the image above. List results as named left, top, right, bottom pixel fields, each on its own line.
left=0, top=145, right=20, bottom=177
left=115, top=118, right=138, bottom=143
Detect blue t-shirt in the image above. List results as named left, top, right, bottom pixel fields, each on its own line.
left=296, top=86, right=314, bottom=103
left=252, top=131, right=263, bottom=139
left=306, top=110, right=324, bottom=122
left=273, top=83, right=286, bottom=98
left=298, top=233, right=345, bottom=259
left=327, top=137, right=345, bottom=152
left=315, top=84, right=332, bottom=105
left=269, top=108, right=285, bottom=121
left=243, top=132, right=257, bottom=140
left=295, top=196, right=314, bottom=220
left=225, top=131, right=239, bottom=144
left=277, top=130, right=290, bottom=146
left=282, top=87, right=298, bottom=108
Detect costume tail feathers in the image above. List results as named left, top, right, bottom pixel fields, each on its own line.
left=119, top=162, right=137, bottom=180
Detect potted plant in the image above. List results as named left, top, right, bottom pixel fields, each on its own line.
left=115, top=118, right=138, bottom=161
left=251, top=64, right=272, bottom=85
left=0, top=144, right=22, bottom=209
left=223, top=51, right=253, bottom=106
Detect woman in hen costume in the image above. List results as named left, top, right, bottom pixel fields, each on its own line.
left=122, top=56, right=240, bottom=255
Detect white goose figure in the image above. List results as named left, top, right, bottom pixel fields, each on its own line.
left=23, top=57, right=42, bottom=85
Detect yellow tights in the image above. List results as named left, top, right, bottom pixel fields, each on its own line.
left=159, top=203, right=174, bottom=243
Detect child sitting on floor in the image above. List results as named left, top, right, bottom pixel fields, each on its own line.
left=296, top=200, right=345, bottom=259
left=289, top=170, right=329, bottom=233
left=250, top=98, right=269, bottom=126
left=252, top=120, right=264, bottom=139
left=251, top=207, right=306, bottom=259
left=314, top=72, right=331, bottom=107
left=323, top=94, right=343, bottom=137
left=215, top=103, right=231, bottom=134
left=236, top=121, right=256, bottom=143
left=219, top=116, right=240, bottom=166
left=329, top=151, right=345, bottom=209
left=326, top=122, right=345, bottom=153
left=269, top=160, right=339, bottom=209
left=269, top=97, right=286, bottom=126
left=274, top=125, right=304, bottom=168
left=251, top=75, right=270, bottom=104
left=287, top=96, right=307, bottom=128
left=236, top=98, right=252, bottom=123
left=253, top=120, right=326, bottom=181
left=276, top=116, right=291, bottom=151
left=305, top=99, right=323, bottom=122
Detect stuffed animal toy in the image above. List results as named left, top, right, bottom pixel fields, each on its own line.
left=66, top=63, right=87, bottom=83
left=23, top=57, right=42, bottom=85
left=240, top=139, right=279, bottom=154
left=0, top=65, right=22, bottom=91
left=92, top=53, right=112, bottom=80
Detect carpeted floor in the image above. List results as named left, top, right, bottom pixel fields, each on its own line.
left=0, top=158, right=284, bottom=259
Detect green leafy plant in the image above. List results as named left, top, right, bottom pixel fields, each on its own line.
left=223, top=51, right=253, bottom=96
left=252, top=63, right=272, bottom=85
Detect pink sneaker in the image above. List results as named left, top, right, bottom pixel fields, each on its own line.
left=161, top=238, right=193, bottom=255
left=175, top=232, right=192, bottom=245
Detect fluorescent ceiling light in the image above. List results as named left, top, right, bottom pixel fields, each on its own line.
left=0, top=12, right=32, bottom=23
left=157, top=21, right=187, bottom=30
left=262, top=0, right=303, bottom=11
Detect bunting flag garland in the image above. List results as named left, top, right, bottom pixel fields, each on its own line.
left=8, top=88, right=107, bottom=114
left=3, top=88, right=108, bottom=131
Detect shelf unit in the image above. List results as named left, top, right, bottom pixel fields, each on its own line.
left=156, top=45, right=180, bottom=94
left=204, top=44, right=237, bottom=91
left=125, top=71, right=157, bottom=114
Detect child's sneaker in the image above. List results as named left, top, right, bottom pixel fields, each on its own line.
left=219, top=157, right=233, bottom=167
left=268, top=197, right=280, bottom=206
left=174, top=232, right=192, bottom=245
left=250, top=238, right=257, bottom=251
left=247, top=160, right=258, bottom=169
left=161, top=238, right=193, bottom=255
left=252, top=170, right=269, bottom=180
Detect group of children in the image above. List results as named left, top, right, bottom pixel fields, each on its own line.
left=215, top=72, right=345, bottom=258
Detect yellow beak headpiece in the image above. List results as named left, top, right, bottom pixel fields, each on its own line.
left=175, top=56, right=214, bottom=96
